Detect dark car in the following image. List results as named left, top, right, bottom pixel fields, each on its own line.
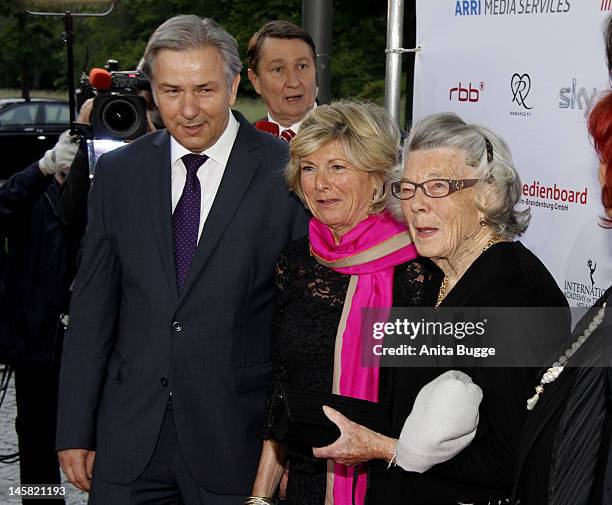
left=0, top=99, right=70, bottom=180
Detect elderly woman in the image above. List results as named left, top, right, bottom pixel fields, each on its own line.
left=512, top=94, right=612, bottom=504
left=314, top=112, right=570, bottom=504
left=245, top=101, right=435, bottom=505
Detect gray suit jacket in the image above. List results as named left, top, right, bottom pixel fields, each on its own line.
left=56, top=111, right=308, bottom=493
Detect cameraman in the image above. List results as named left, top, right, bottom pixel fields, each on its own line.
left=0, top=101, right=91, bottom=505
left=57, top=82, right=163, bottom=234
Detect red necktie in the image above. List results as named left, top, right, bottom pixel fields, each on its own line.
left=280, top=128, right=296, bottom=142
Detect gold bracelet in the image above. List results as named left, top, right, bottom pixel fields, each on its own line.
left=244, top=496, right=276, bottom=505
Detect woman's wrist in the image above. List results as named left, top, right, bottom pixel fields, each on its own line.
left=376, top=435, right=398, bottom=463
left=245, top=497, right=276, bottom=505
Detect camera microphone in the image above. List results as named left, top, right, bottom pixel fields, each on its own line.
left=89, top=68, right=113, bottom=91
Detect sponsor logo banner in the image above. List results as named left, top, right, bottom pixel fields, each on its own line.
left=564, top=258, right=608, bottom=306
left=510, top=72, right=534, bottom=118
left=559, top=78, right=598, bottom=116
left=417, top=0, right=611, bottom=306
left=520, top=180, right=589, bottom=213
left=455, top=0, right=572, bottom=16
left=449, top=81, right=485, bottom=102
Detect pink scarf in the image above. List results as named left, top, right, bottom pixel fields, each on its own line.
left=309, top=211, right=417, bottom=505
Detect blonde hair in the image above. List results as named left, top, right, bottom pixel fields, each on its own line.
left=286, top=100, right=400, bottom=214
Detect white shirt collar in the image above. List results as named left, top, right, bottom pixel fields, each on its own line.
left=267, top=103, right=316, bottom=134
left=170, top=111, right=239, bottom=168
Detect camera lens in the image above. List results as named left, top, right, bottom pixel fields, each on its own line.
left=101, top=98, right=139, bottom=136
left=92, top=94, right=147, bottom=140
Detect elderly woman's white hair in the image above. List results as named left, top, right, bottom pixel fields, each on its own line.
left=387, top=112, right=530, bottom=238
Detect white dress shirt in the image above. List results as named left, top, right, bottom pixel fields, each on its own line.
left=170, top=111, right=239, bottom=242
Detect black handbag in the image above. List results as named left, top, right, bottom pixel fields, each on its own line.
left=268, top=380, right=391, bottom=450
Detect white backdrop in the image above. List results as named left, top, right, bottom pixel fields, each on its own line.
left=413, top=0, right=612, bottom=306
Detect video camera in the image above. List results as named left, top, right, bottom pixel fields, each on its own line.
left=76, top=59, right=150, bottom=141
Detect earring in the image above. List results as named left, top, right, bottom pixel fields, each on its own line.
left=479, top=218, right=487, bottom=226
left=368, top=186, right=384, bottom=215
left=372, top=185, right=386, bottom=200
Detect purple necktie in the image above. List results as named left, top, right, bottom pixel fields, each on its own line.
left=173, top=153, right=207, bottom=293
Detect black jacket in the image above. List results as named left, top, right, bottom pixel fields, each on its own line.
left=514, top=286, right=612, bottom=505
left=368, top=242, right=570, bottom=505
left=0, top=156, right=87, bottom=363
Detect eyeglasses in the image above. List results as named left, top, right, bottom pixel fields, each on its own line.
left=390, top=178, right=479, bottom=200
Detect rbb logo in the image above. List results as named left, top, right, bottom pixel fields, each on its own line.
left=449, top=82, right=484, bottom=102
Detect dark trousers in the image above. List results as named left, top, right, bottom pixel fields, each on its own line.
left=89, top=403, right=246, bottom=505
left=14, top=360, right=64, bottom=505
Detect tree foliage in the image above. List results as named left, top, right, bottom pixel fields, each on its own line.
left=0, top=1, right=65, bottom=95
left=0, top=0, right=402, bottom=102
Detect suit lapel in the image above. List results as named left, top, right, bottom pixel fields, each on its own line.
left=178, top=112, right=262, bottom=304
left=145, top=130, right=179, bottom=300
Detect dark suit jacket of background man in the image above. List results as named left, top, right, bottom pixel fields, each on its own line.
left=56, top=110, right=309, bottom=494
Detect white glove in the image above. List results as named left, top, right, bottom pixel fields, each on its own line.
left=396, top=370, right=483, bottom=473
left=39, top=130, right=80, bottom=175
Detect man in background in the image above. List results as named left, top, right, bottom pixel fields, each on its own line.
left=247, top=20, right=317, bottom=141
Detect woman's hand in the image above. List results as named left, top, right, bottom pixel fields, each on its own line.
left=311, top=406, right=396, bottom=466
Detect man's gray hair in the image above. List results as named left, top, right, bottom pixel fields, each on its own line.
left=141, top=15, right=242, bottom=91
left=388, top=112, right=530, bottom=237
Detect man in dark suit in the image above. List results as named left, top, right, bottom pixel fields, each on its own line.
left=247, top=21, right=317, bottom=141
left=56, top=15, right=308, bottom=505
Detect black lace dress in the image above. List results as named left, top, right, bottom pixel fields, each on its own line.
left=263, top=237, right=433, bottom=505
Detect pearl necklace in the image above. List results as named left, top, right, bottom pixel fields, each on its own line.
left=435, top=234, right=510, bottom=308
left=526, top=302, right=607, bottom=411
